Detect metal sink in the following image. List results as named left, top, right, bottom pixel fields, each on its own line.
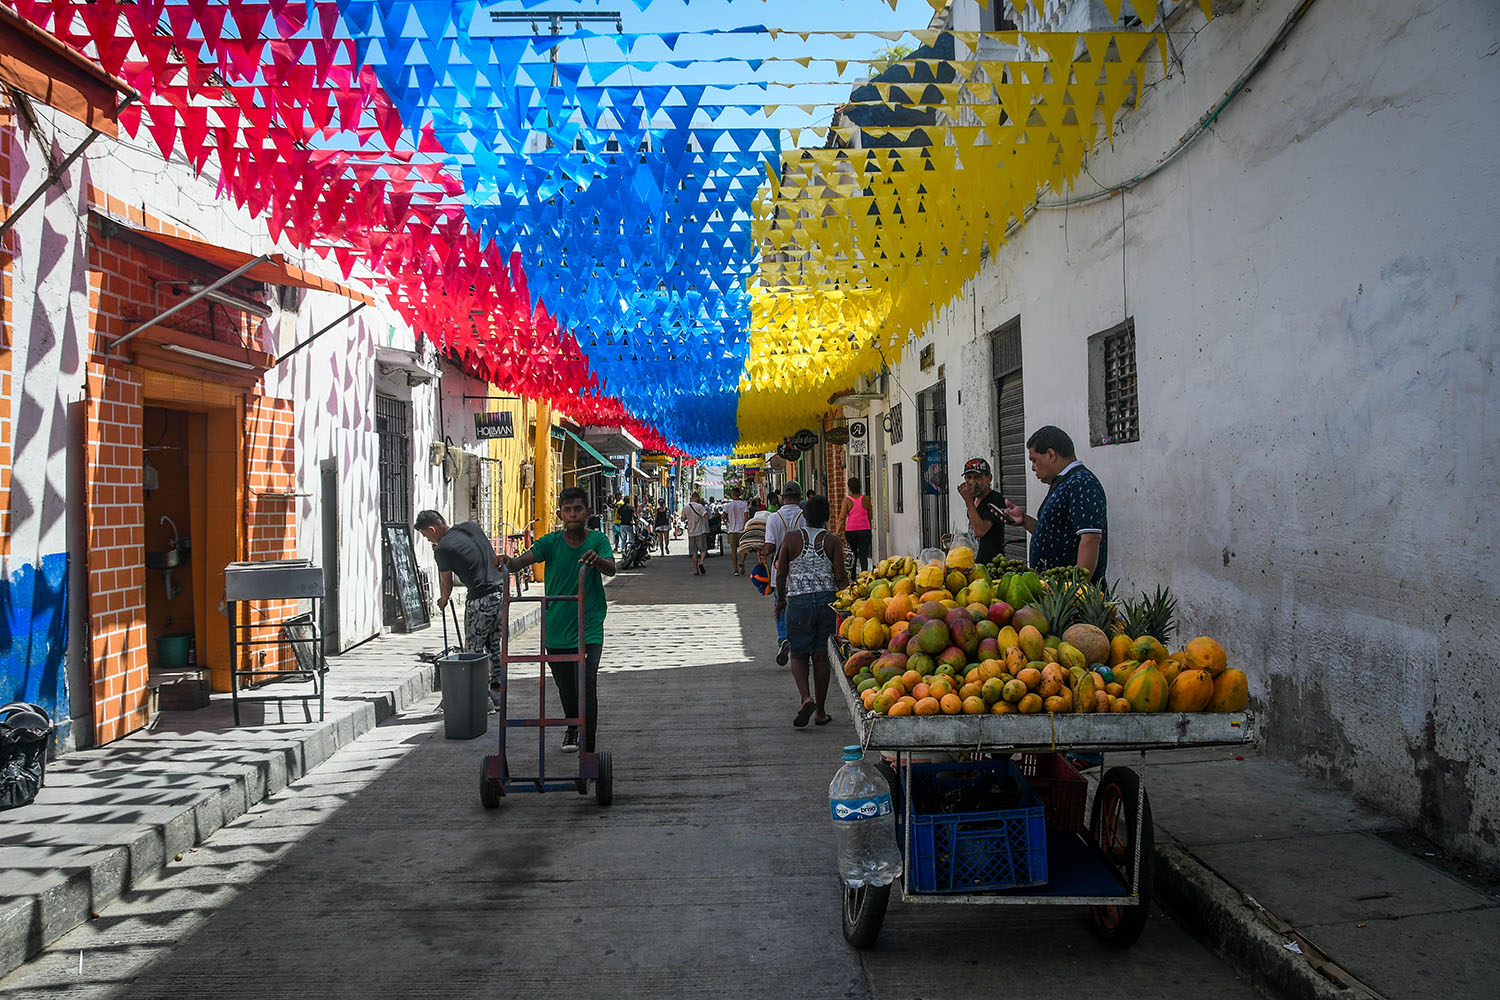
left=224, top=559, right=324, bottom=600
left=146, top=548, right=182, bottom=571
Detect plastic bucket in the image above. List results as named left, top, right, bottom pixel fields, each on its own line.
left=438, top=652, right=490, bottom=740
left=156, top=633, right=192, bottom=669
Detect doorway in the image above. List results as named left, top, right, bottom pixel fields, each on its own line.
left=991, top=320, right=1028, bottom=560
left=916, top=381, right=950, bottom=549
left=320, top=459, right=341, bottom=653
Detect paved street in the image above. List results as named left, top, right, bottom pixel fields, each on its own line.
left=1, top=550, right=1263, bottom=999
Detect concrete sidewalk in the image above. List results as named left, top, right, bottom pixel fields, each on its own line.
left=3, top=548, right=1496, bottom=999
left=1145, top=747, right=1498, bottom=1000
left=0, top=600, right=539, bottom=978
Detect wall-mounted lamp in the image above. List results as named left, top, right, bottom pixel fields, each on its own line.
left=186, top=283, right=272, bottom=318
left=161, top=343, right=256, bottom=370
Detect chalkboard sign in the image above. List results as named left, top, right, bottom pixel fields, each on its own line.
left=385, top=525, right=430, bottom=631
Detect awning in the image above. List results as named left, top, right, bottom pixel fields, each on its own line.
left=96, top=214, right=374, bottom=302
left=565, top=430, right=618, bottom=477
left=628, top=466, right=654, bottom=482
left=581, top=425, right=642, bottom=458
left=0, top=6, right=137, bottom=137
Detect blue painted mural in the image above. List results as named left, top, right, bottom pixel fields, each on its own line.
left=0, top=553, right=69, bottom=729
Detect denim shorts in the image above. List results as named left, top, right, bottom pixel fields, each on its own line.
left=786, top=590, right=837, bottom=656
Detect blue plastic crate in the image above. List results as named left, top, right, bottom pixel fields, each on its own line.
left=906, top=758, right=1048, bottom=893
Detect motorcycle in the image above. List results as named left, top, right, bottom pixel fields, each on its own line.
left=619, top=516, right=654, bottom=570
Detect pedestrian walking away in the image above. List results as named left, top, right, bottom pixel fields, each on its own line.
left=760, top=481, right=807, bottom=667
left=684, top=490, right=711, bottom=574
left=723, top=487, right=750, bottom=574
left=415, top=510, right=508, bottom=710
left=774, top=494, right=848, bottom=727
left=1002, top=425, right=1109, bottom=583
left=841, top=476, right=873, bottom=573
left=498, top=487, right=616, bottom=753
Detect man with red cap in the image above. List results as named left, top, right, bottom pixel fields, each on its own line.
left=956, top=457, right=1011, bottom=565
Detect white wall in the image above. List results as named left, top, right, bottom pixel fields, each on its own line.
left=871, top=0, right=1500, bottom=859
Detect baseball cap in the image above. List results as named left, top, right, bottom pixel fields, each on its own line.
left=962, top=458, right=992, bottom=477
left=781, top=480, right=803, bottom=498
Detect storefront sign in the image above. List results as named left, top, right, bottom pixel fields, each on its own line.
left=790, top=428, right=818, bottom=451
left=825, top=425, right=850, bottom=445
left=776, top=441, right=802, bottom=462
left=474, top=411, right=515, bottom=439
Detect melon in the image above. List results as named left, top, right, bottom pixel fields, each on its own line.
left=1062, top=623, right=1111, bottom=667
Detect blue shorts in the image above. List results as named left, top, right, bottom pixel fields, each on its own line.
left=786, top=591, right=837, bottom=657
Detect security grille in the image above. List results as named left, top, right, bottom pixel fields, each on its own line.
left=1102, top=323, right=1139, bottom=444
left=376, top=394, right=419, bottom=628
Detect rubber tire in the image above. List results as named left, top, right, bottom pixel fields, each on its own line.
left=841, top=881, right=891, bottom=949
left=1088, top=766, right=1154, bottom=948
left=479, top=759, right=501, bottom=810
left=595, top=749, right=614, bottom=806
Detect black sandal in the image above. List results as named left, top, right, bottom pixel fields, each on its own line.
left=793, top=701, right=816, bottom=727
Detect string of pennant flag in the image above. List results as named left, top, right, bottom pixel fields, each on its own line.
left=11, top=0, right=1210, bottom=455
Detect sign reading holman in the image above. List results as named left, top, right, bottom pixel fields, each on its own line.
left=475, top=411, right=515, bottom=439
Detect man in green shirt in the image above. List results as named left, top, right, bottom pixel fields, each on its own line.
left=498, top=486, right=615, bottom=753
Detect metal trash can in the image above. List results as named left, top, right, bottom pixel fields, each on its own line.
left=438, top=652, right=490, bottom=740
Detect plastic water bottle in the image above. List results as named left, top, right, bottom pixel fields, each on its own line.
left=830, top=745, right=903, bottom=887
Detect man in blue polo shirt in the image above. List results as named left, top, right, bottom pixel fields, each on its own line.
left=1002, top=426, right=1108, bottom=583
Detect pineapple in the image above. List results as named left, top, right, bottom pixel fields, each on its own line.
left=1029, top=576, right=1083, bottom=635
left=1119, top=585, right=1179, bottom=646
left=1075, top=582, right=1119, bottom=633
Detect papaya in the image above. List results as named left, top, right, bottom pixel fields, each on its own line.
left=1167, top=669, right=1215, bottom=712
left=861, top=619, right=888, bottom=650
left=1109, top=633, right=1133, bottom=667
left=945, top=545, right=976, bottom=571
left=1183, top=636, right=1229, bottom=677
left=915, top=560, right=946, bottom=591
left=1123, top=663, right=1169, bottom=713
left=1209, top=668, right=1249, bottom=711
left=1130, top=635, right=1169, bottom=666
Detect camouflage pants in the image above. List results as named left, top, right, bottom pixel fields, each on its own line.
left=464, top=593, right=506, bottom=688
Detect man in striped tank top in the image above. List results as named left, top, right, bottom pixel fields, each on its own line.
left=774, top=495, right=849, bottom=727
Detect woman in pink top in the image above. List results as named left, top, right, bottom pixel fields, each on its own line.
left=842, top=477, right=873, bottom=572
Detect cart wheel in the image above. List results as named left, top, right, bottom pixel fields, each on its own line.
left=594, top=749, right=614, bottom=806
left=479, top=759, right=502, bottom=811
left=841, top=880, right=891, bottom=948
left=1088, top=766, right=1154, bottom=948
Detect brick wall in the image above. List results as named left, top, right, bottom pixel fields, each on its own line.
left=1, top=104, right=14, bottom=555
left=242, top=394, right=299, bottom=676
left=84, top=361, right=148, bottom=744
left=85, top=208, right=260, bottom=352
left=823, top=414, right=848, bottom=539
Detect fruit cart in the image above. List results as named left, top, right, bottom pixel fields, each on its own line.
left=478, top=567, right=613, bottom=809
left=830, top=648, right=1254, bottom=949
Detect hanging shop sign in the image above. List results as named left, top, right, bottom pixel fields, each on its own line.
left=776, top=441, right=802, bottom=462
left=847, top=419, right=869, bottom=456
left=824, top=425, right=850, bottom=446
left=790, top=428, right=818, bottom=451
left=475, top=411, right=515, bottom=439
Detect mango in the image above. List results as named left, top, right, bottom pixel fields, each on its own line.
left=1017, top=625, right=1045, bottom=662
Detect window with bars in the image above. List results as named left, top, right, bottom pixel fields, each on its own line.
left=1088, top=320, right=1140, bottom=446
